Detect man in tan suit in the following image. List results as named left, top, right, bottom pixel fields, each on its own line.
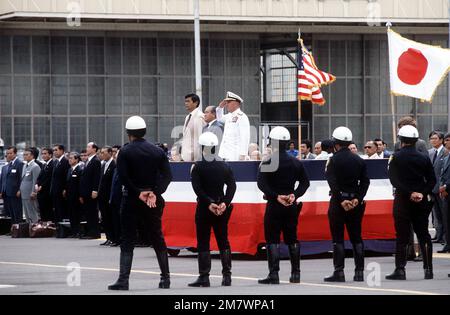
left=181, top=93, right=206, bottom=162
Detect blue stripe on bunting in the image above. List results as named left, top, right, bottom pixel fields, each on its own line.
left=169, top=159, right=389, bottom=182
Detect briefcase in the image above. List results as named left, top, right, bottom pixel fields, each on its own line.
left=11, top=222, right=30, bottom=238
left=29, top=222, right=56, bottom=238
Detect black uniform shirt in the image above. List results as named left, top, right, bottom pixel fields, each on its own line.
left=117, top=138, right=172, bottom=197
left=325, top=147, right=370, bottom=203
left=388, top=145, right=436, bottom=197
left=191, top=157, right=237, bottom=206
left=257, top=151, right=310, bottom=201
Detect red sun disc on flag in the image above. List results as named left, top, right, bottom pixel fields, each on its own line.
left=397, top=48, right=428, bottom=85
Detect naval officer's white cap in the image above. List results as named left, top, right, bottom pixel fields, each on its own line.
left=223, top=91, right=243, bottom=103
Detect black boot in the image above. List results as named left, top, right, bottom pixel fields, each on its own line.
left=258, top=244, right=280, bottom=284
left=288, top=243, right=301, bottom=283
left=386, top=244, right=407, bottom=280
left=420, top=241, right=433, bottom=280
left=108, top=251, right=133, bottom=290
left=220, top=249, right=232, bottom=286
left=352, top=243, right=364, bottom=282
left=188, top=251, right=211, bottom=287
left=155, top=249, right=170, bottom=289
left=324, top=243, right=345, bottom=282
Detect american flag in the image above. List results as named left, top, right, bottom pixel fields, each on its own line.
left=297, top=39, right=336, bottom=105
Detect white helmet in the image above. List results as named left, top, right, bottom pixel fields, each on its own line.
left=126, top=116, right=146, bottom=130
left=332, top=126, right=352, bottom=142
left=199, top=132, right=219, bottom=146
left=398, top=125, right=419, bottom=139
left=269, top=126, right=290, bottom=141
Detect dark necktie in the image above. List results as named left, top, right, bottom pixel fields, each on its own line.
left=184, top=114, right=192, bottom=129
left=432, top=150, right=438, bottom=164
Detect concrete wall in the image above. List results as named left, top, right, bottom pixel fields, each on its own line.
left=0, top=0, right=448, bottom=22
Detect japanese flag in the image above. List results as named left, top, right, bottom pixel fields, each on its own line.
left=388, top=29, right=450, bottom=102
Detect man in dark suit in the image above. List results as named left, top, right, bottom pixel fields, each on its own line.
left=109, top=145, right=122, bottom=247
left=429, top=131, right=446, bottom=244
left=50, top=144, right=70, bottom=223
left=64, top=152, right=84, bottom=238
left=203, top=106, right=224, bottom=146
left=438, top=133, right=450, bottom=253
left=98, top=146, right=116, bottom=246
left=79, top=142, right=101, bottom=239
left=0, top=147, right=23, bottom=224
left=36, top=148, right=55, bottom=222
left=0, top=160, right=10, bottom=218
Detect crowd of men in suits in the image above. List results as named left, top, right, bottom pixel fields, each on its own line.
left=0, top=143, right=122, bottom=246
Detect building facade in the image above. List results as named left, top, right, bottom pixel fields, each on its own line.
left=0, top=0, right=448, bottom=151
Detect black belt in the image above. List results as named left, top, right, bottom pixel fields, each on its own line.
left=340, top=192, right=357, bottom=199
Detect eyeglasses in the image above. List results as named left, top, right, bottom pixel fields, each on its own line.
left=364, top=146, right=373, bottom=149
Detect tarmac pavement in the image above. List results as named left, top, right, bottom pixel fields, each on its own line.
left=0, top=236, right=449, bottom=295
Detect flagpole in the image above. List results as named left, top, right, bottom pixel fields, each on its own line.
left=194, top=0, right=202, bottom=107
left=297, top=28, right=302, bottom=159
left=447, top=0, right=450, bottom=130
left=391, top=94, right=397, bottom=145
left=387, top=22, right=397, bottom=145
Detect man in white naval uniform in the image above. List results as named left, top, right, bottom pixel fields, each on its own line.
left=216, top=91, right=250, bottom=161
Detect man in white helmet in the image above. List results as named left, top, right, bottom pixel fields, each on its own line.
left=257, top=126, right=310, bottom=285
left=109, top=116, right=173, bottom=291
left=324, top=126, right=370, bottom=283
left=386, top=125, right=435, bottom=281
left=216, top=91, right=250, bottom=161
left=188, top=132, right=236, bottom=288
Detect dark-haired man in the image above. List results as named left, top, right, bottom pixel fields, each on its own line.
left=98, top=146, right=116, bottom=246
left=79, top=142, right=101, bottom=239
left=36, top=148, right=55, bottom=221
left=1, top=147, right=24, bottom=224
left=50, top=144, right=70, bottom=223
left=181, top=93, right=205, bottom=162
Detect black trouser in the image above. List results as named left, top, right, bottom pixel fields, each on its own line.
left=264, top=201, right=302, bottom=245
left=393, top=194, right=432, bottom=267
left=120, top=195, right=167, bottom=253
left=328, top=198, right=365, bottom=245
left=5, top=196, right=22, bottom=224
left=37, top=191, right=53, bottom=222
left=99, top=199, right=113, bottom=241
left=442, top=198, right=450, bottom=249
left=52, top=193, right=67, bottom=223
left=432, top=193, right=445, bottom=240
left=2, top=195, right=10, bottom=217
left=68, top=198, right=81, bottom=235
left=83, top=197, right=100, bottom=237
left=195, top=204, right=232, bottom=252
left=110, top=200, right=122, bottom=244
